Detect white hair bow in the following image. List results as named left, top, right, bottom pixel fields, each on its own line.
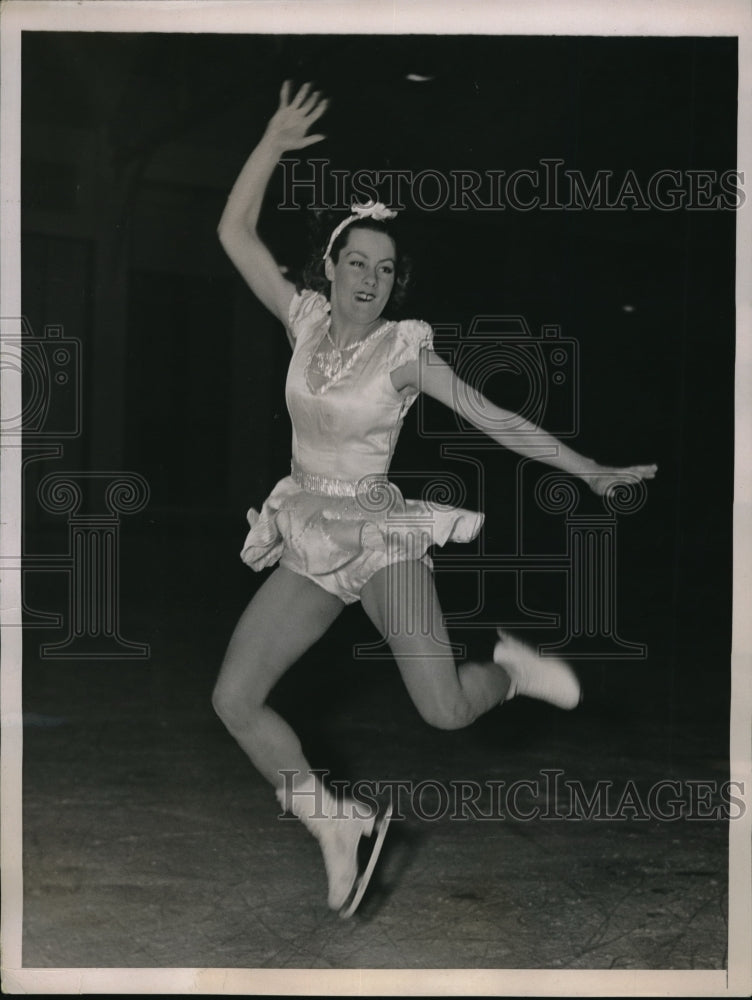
left=323, top=200, right=398, bottom=262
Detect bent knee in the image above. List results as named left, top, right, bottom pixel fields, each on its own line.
left=211, top=682, right=235, bottom=726
left=418, top=698, right=476, bottom=732
left=212, top=679, right=259, bottom=732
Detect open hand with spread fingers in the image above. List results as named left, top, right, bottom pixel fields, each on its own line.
left=264, top=80, right=329, bottom=153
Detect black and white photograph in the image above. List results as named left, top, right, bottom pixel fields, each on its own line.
left=1, top=0, right=750, bottom=995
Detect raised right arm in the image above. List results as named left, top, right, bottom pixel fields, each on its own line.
left=217, top=81, right=328, bottom=325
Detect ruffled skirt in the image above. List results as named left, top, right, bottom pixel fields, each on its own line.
left=240, top=475, right=484, bottom=604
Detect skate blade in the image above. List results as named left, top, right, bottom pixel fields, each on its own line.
left=338, top=802, right=393, bottom=919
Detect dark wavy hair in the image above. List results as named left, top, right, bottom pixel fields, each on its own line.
left=301, top=213, right=413, bottom=318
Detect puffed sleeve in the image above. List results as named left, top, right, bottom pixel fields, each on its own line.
left=386, top=319, right=434, bottom=374
left=287, top=288, right=331, bottom=341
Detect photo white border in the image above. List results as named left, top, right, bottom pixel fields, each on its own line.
left=1, top=1, right=750, bottom=995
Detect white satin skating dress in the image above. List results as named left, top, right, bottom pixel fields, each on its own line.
left=240, top=289, right=484, bottom=604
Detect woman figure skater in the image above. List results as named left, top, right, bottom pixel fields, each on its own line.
left=212, top=81, right=657, bottom=918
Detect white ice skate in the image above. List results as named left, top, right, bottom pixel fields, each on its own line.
left=278, top=779, right=392, bottom=917
left=494, top=629, right=581, bottom=710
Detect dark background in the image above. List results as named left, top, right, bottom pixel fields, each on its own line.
left=21, top=31, right=735, bottom=739
left=16, top=29, right=739, bottom=971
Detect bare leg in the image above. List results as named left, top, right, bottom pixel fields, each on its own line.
left=212, top=565, right=345, bottom=786
left=212, top=566, right=390, bottom=913
left=360, top=559, right=511, bottom=730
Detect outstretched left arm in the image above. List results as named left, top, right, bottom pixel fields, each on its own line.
left=392, top=349, right=658, bottom=496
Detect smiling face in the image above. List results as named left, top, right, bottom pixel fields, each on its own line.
left=325, top=226, right=397, bottom=331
